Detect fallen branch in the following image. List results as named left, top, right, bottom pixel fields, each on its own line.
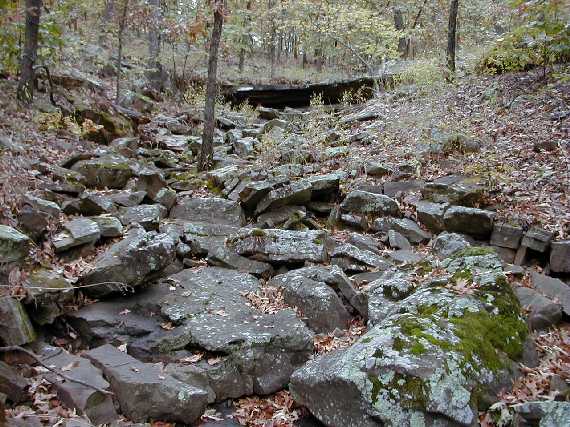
left=0, top=346, right=113, bottom=396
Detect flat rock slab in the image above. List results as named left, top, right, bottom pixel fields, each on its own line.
left=85, top=344, right=208, bottom=424
left=443, top=206, right=495, bottom=239
left=227, top=229, right=329, bottom=264
left=160, top=267, right=313, bottom=394
left=170, top=197, right=246, bottom=226
left=120, top=204, right=167, bottom=231
left=40, top=347, right=117, bottom=425
left=160, top=220, right=240, bottom=256
left=81, top=227, right=176, bottom=298
left=550, top=241, right=570, bottom=273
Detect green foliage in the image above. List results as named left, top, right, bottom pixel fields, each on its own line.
left=394, top=60, right=445, bottom=92
left=479, top=0, right=570, bottom=74
left=0, top=4, right=64, bottom=74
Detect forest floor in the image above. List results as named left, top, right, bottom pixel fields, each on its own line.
left=0, top=62, right=569, bottom=426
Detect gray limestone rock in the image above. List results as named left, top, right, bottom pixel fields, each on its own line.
left=443, top=206, right=495, bottom=239
left=341, top=190, right=400, bottom=217
left=531, top=272, right=570, bottom=316
left=170, top=197, right=246, bottom=227
left=432, top=232, right=471, bottom=258
left=490, top=223, right=523, bottom=249
left=0, top=225, right=31, bottom=263
left=0, top=297, right=36, bottom=345
left=291, top=252, right=527, bottom=427
left=120, top=204, right=167, bottom=231
left=415, top=201, right=448, bottom=233
left=227, top=228, right=328, bottom=264
left=81, top=227, right=176, bottom=298
left=40, top=347, right=118, bottom=425
left=550, top=240, right=570, bottom=273
left=71, top=155, right=135, bottom=189
left=269, top=270, right=351, bottom=333
left=85, top=344, right=208, bottom=424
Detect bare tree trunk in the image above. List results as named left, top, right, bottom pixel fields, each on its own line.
left=447, top=0, right=459, bottom=73
left=147, top=0, right=162, bottom=89
left=393, top=7, right=408, bottom=58
left=17, top=0, right=42, bottom=104
left=268, top=0, right=276, bottom=79
left=115, top=0, right=129, bottom=101
left=238, top=0, right=252, bottom=73
left=198, top=0, right=224, bottom=172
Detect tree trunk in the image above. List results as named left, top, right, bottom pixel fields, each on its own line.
left=268, top=0, right=276, bottom=79
left=198, top=1, right=224, bottom=172
left=393, top=7, right=408, bottom=58
left=147, top=0, right=162, bottom=89
left=238, top=0, right=252, bottom=73
left=447, top=0, right=459, bottom=73
left=115, top=0, right=129, bottom=101
left=17, top=0, right=42, bottom=104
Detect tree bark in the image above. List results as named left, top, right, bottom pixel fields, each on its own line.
left=198, top=0, right=224, bottom=172
left=447, top=0, right=459, bottom=73
left=17, top=0, right=42, bottom=104
left=393, top=7, right=407, bottom=58
left=147, top=0, right=163, bottom=89
left=268, top=0, right=276, bottom=79
left=238, top=0, right=252, bottom=73
left=115, top=0, right=129, bottom=101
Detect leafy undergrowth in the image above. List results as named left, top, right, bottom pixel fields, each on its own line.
left=232, top=391, right=303, bottom=427
left=355, top=66, right=570, bottom=237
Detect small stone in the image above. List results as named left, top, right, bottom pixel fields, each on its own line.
left=340, top=190, right=400, bottom=217
left=388, top=230, right=411, bottom=250
left=364, top=161, right=393, bottom=177
left=532, top=272, right=570, bottom=316
left=550, top=241, right=570, bottom=273
left=91, top=215, right=123, bottom=238
left=443, top=206, right=495, bottom=239
left=415, top=201, right=448, bottom=233
left=0, top=225, right=31, bottom=263
left=490, top=223, right=523, bottom=249
left=0, top=297, right=36, bottom=345
left=521, top=227, right=554, bottom=253
left=432, top=232, right=471, bottom=258
left=120, top=204, right=167, bottom=231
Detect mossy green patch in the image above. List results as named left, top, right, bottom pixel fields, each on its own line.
left=369, top=374, right=382, bottom=404
left=452, top=246, right=496, bottom=259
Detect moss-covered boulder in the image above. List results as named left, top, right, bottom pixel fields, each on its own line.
left=75, top=106, right=133, bottom=144
left=71, top=154, right=136, bottom=189
left=290, top=250, right=527, bottom=427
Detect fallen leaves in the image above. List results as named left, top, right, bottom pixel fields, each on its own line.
left=242, top=285, right=289, bottom=314
left=314, top=317, right=367, bottom=354
left=234, top=390, right=302, bottom=427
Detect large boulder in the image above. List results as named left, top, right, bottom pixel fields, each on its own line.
left=254, top=180, right=312, bottom=215
left=269, top=269, right=352, bottom=333
left=341, top=190, right=400, bottom=217
left=170, top=197, right=245, bottom=227
left=160, top=267, right=314, bottom=394
left=81, top=227, right=176, bottom=298
left=160, top=220, right=239, bottom=256
left=291, top=251, right=527, bottom=427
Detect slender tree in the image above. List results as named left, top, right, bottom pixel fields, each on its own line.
left=447, top=0, right=459, bottom=73
left=147, top=0, right=162, bottom=89
left=17, top=0, right=42, bottom=104
left=198, top=0, right=225, bottom=171
left=115, top=0, right=129, bottom=101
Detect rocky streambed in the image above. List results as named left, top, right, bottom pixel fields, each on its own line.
left=1, top=97, right=569, bottom=426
